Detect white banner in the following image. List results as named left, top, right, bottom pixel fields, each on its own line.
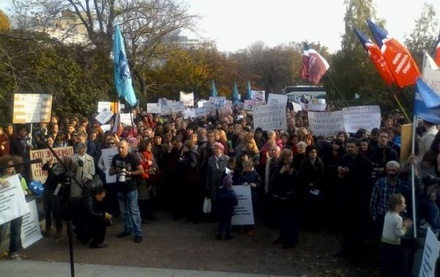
left=194, top=107, right=208, bottom=118
left=21, top=199, right=43, bottom=248
left=342, top=105, right=381, bottom=133
left=252, top=104, right=287, bottom=131
left=231, top=185, right=254, bottom=225
left=0, top=175, right=30, bottom=225
left=308, top=110, right=344, bottom=137
left=101, top=148, right=118, bottom=184
left=169, top=101, right=186, bottom=113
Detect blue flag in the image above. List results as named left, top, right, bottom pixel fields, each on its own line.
left=232, top=82, right=240, bottom=104
left=113, top=24, right=137, bottom=107
left=414, top=78, right=440, bottom=123
left=210, top=80, right=218, bottom=97
left=246, top=81, right=252, bottom=100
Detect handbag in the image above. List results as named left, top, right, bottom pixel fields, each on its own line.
left=203, top=197, right=212, bottom=214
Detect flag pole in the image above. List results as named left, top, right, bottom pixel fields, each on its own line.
left=390, top=91, right=411, bottom=123
left=410, top=115, right=418, bottom=238
left=324, top=72, right=349, bottom=107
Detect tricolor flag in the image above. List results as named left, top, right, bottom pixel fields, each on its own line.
left=113, top=24, right=138, bottom=107
left=300, top=43, right=330, bottom=85
left=367, top=20, right=420, bottom=88
left=353, top=27, right=395, bottom=86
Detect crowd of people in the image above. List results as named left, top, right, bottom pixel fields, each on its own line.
left=0, top=105, right=439, bottom=275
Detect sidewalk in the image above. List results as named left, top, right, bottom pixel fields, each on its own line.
left=0, top=260, right=294, bottom=277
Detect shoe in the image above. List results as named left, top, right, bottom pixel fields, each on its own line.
left=282, top=243, right=296, bottom=249
left=273, top=238, right=283, bottom=244
left=42, top=230, right=51, bottom=238
left=247, top=230, right=255, bottom=236
left=90, top=243, right=108, bottom=248
left=225, top=235, right=233, bottom=240
left=134, top=236, right=143, bottom=243
left=117, top=231, right=131, bottom=238
left=215, top=234, right=222, bottom=240
left=8, top=253, right=21, bottom=260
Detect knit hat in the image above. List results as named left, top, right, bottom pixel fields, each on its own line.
left=222, top=175, right=233, bottom=188
left=213, top=142, right=224, bottom=151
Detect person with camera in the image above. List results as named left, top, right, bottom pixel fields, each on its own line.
left=109, top=140, right=144, bottom=243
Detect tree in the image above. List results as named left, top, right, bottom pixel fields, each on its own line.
left=328, top=0, right=389, bottom=108
left=404, top=2, right=438, bottom=68
left=0, top=9, right=10, bottom=33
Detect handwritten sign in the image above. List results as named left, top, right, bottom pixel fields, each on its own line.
left=231, top=185, right=254, bottom=225
left=343, top=105, right=381, bottom=133
left=30, top=147, right=74, bottom=183
left=253, top=104, right=287, bottom=131
left=267, top=93, right=288, bottom=106
left=0, top=175, right=30, bottom=225
left=308, top=111, right=344, bottom=137
left=101, top=147, right=118, bottom=184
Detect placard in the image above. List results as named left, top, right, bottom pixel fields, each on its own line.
left=30, top=147, right=74, bottom=183
left=13, top=94, right=52, bottom=123
left=21, top=199, right=43, bottom=248
left=252, top=104, right=287, bottom=131
left=95, top=109, right=114, bottom=125
left=231, top=185, right=254, bottom=225
left=419, top=227, right=440, bottom=277
left=120, top=113, right=132, bottom=126
left=147, top=103, right=161, bottom=114
left=0, top=175, right=30, bottom=225
left=101, top=147, right=118, bottom=184
left=267, top=93, right=288, bottom=106
left=342, top=105, right=381, bottom=133
left=308, top=111, right=344, bottom=137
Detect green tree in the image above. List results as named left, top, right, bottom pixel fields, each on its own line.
left=404, top=2, right=439, bottom=68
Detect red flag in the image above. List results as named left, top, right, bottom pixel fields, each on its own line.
left=434, top=40, right=440, bottom=67
left=354, top=28, right=395, bottom=86
left=300, top=44, right=330, bottom=85
left=367, top=20, right=421, bottom=88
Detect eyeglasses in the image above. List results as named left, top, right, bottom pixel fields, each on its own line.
left=108, top=142, right=115, bottom=145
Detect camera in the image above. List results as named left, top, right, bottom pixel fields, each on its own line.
left=77, top=159, right=84, bottom=167
left=422, top=174, right=440, bottom=186
left=118, top=168, right=127, bottom=182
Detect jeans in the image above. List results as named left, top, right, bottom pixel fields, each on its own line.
left=0, top=216, right=23, bottom=255
left=117, top=190, right=142, bottom=236
left=43, top=191, right=63, bottom=232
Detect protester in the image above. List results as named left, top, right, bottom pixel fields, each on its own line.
left=216, top=174, right=238, bottom=240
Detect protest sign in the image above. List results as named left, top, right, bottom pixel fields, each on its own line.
left=343, top=105, right=381, bottom=133
left=419, top=227, right=440, bottom=277
left=308, top=111, right=344, bottom=137
left=30, top=147, right=74, bottom=183
left=194, top=107, right=209, bottom=118
left=267, top=93, right=288, bottom=106
left=253, top=104, right=287, bottom=131
left=21, top=199, right=43, bottom=248
left=147, top=103, right=161, bottom=114
left=231, top=185, right=254, bottom=225
left=0, top=175, right=30, bottom=225
left=179, top=91, right=194, bottom=107
left=101, top=147, right=118, bottom=184
left=252, top=90, right=266, bottom=105
left=95, top=109, right=114, bottom=125
left=13, top=94, right=52, bottom=124
left=169, top=101, right=186, bottom=113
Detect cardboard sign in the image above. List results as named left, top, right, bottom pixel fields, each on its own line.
left=30, top=147, right=74, bottom=183
left=0, top=175, right=30, bottom=225
left=231, top=185, right=254, bottom=225
left=253, top=104, right=287, bottom=131
left=13, top=94, right=52, bottom=123
left=21, top=199, right=43, bottom=248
